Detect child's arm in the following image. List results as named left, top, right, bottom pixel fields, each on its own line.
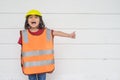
left=53, top=30, right=76, bottom=39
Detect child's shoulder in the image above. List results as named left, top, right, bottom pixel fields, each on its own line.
left=20, top=29, right=28, bottom=32
left=45, top=27, right=53, bottom=31
left=19, top=29, right=27, bottom=35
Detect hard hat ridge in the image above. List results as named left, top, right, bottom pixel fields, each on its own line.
left=26, top=9, right=42, bottom=17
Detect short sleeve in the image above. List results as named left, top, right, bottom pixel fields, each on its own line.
left=51, top=29, right=54, bottom=38
left=17, top=30, right=22, bottom=45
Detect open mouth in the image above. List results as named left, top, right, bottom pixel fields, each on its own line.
left=31, top=22, right=36, bottom=24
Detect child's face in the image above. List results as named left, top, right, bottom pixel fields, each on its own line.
left=28, top=15, right=40, bottom=28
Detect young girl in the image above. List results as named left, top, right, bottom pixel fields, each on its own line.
left=18, top=9, right=75, bottom=80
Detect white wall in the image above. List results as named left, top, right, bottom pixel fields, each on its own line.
left=0, top=0, right=120, bottom=80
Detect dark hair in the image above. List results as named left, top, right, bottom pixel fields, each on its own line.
left=24, top=15, right=45, bottom=29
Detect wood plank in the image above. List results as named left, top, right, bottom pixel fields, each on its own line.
left=0, top=29, right=119, bottom=44
left=0, top=14, right=120, bottom=29
left=0, top=44, right=120, bottom=59
left=0, top=59, right=120, bottom=80
left=0, top=0, right=120, bottom=13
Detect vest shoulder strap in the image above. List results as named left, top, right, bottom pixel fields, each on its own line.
left=46, top=28, right=51, bottom=41
left=21, top=30, right=28, bottom=43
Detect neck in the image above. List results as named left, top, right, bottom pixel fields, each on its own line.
left=29, top=27, right=39, bottom=32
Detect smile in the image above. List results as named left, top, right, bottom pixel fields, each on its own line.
left=31, top=22, right=36, bottom=24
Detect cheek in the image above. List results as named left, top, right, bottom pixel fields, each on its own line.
left=36, top=19, right=40, bottom=24
left=28, top=19, right=31, bottom=24
left=27, top=22, right=30, bottom=25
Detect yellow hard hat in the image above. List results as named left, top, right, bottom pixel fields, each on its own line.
left=26, top=9, right=42, bottom=17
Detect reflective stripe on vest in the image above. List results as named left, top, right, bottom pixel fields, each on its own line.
left=22, top=30, right=28, bottom=43
left=24, top=59, right=54, bottom=67
left=46, top=28, right=51, bottom=41
left=22, top=28, right=51, bottom=43
left=22, top=49, right=54, bottom=57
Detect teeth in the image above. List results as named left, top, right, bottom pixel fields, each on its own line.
left=31, top=22, right=36, bottom=24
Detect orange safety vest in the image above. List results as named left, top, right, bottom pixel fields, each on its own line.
left=21, top=28, right=55, bottom=75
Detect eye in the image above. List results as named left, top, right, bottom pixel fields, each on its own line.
left=35, top=15, right=39, bottom=18
left=29, top=16, right=33, bottom=19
